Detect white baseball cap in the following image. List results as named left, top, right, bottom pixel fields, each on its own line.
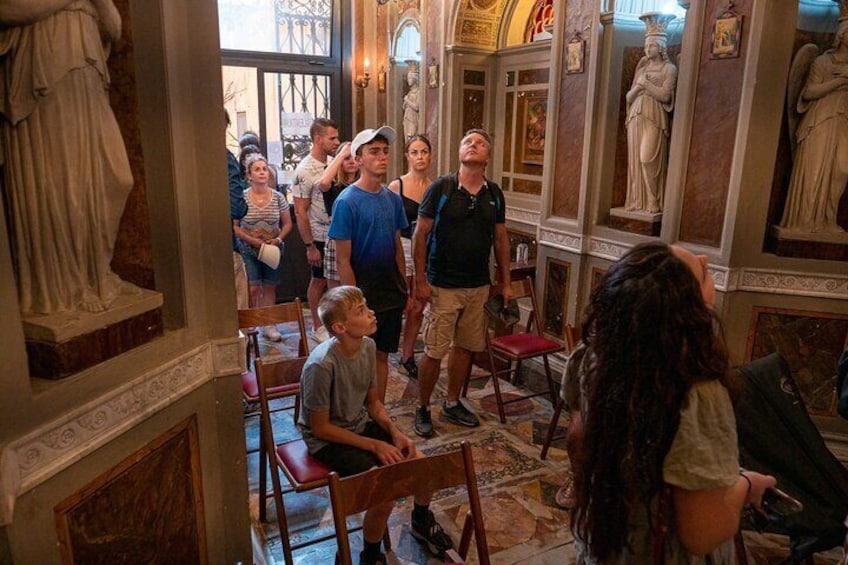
left=350, top=126, right=396, bottom=156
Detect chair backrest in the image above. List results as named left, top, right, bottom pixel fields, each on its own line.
left=328, top=442, right=490, bottom=565
left=238, top=299, right=309, bottom=359
left=512, top=277, right=543, bottom=336
left=564, top=323, right=582, bottom=354
left=254, top=356, right=309, bottom=445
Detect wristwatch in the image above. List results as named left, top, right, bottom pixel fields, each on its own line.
left=305, top=242, right=314, bottom=248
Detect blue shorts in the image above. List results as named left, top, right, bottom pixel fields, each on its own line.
left=241, top=245, right=283, bottom=286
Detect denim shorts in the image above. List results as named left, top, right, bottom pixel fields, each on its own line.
left=241, top=244, right=283, bottom=286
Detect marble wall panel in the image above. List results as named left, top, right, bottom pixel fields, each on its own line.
left=551, top=0, right=594, bottom=219
left=503, top=92, right=515, bottom=171
left=55, top=417, right=206, bottom=564
left=110, top=0, right=155, bottom=290
left=425, top=0, right=443, bottom=177
left=543, top=258, right=571, bottom=339
left=745, top=307, right=848, bottom=416
left=462, top=88, right=486, bottom=133
left=679, top=0, right=752, bottom=247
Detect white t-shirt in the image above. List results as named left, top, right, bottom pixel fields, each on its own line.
left=291, top=154, right=330, bottom=242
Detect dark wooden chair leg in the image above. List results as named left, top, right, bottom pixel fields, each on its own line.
left=259, top=425, right=268, bottom=522
left=543, top=354, right=557, bottom=404
left=541, top=398, right=564, bottom=460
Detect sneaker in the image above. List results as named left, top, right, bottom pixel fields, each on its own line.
left=440, top=401, right=480, bottom=427
left=410, top=510, right=454, bottom=556
left=263, top=325, right=282, bottom=342
left=358, top=550, right=387, bottom=565
left=400, top=356, right=418, bottom=379
left=414, top=406, right=434, bottom=438
left=312, top=326, right=330, bottom=343
left=555, top=474, right=575, bottom=509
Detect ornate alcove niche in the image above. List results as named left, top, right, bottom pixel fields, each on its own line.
left=389, top=14, right=422, bottom=176
left=595, top=0, right=687, bottom=237
left=766, top=0, right=848, bottom=261
left=489, top=0, right=554, bottom=218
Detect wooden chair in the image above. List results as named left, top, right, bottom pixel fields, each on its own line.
left=540, top=324, right=579, bottom=460
left=463, top=277, right=564, bottom=423
left=238, top=300, right=309, bottom=523
left=327, top=441, right=490, bottom=565
left=255, top=357, right=389, bottom=564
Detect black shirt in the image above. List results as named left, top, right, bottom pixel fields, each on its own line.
left=418, top=173, right=505, bottom=288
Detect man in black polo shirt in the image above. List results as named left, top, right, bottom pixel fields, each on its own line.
left=411, top=129, right=513, bottom=437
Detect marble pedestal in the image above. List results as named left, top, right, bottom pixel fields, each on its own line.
left=23, top=289, right=164, bottom=379
left=609, top=207, right=662, bottom=236
left=771, top=226, right=848, bottom=261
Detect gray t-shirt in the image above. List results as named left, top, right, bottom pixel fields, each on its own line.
left=291, top=154, right=330, bottom=242
left=297, top=336, right=376, bottom=454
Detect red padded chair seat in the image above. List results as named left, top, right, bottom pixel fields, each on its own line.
left=276, top=439, right=332, bottom=485
left=491, top=333, right=563, bottom=357
left=242, top=371, right=300, bottom=400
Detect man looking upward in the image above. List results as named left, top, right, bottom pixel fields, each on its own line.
left=292, top=117, right=341, bottom=342
left=412, top=129, right=513, bottom=437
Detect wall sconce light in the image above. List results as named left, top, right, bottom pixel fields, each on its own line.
left=355, top=58, right=371, bottom=88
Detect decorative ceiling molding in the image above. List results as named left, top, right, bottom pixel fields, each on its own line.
left=538, top=227, right=582, bottom=253
left=505, top=206, right=541, bottom=227
left=0, top=338, right=244, bottom=526
left=736, top=268, right=848, bottom=299
left=588, top=237, right=631, bottom=261
left=454, top=0, right=509, bottom=48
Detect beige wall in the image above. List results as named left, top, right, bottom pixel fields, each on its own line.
left=0, top=0, right=252, bottom=561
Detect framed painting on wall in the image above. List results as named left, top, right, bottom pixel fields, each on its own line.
left=566, top=36, right=585, bottom=74
left=710, top=8, right=742, bottom=59
left=520, top=93, right=547, bottom=166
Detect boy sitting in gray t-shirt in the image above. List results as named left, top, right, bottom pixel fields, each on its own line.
left=297, top=286, right=452, bottom=565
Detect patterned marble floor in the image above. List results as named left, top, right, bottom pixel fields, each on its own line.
left=244, top=318, right=844, bottom=565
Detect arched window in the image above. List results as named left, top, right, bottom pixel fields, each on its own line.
left=394, top=20, right=421, bottom=61
left=523, top=0, right=554, bottom=43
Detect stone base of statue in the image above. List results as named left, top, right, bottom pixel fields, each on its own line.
left=23, top=289, right=164, bottom=380
left=609, top=207, right=662, bottom=236
left=771, top=226, right=848, bottom=262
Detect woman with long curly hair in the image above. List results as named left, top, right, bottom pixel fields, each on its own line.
left=569, top=242, right=775, bottom=563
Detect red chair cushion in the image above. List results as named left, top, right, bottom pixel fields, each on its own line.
left=241, top=371, right=300, bottom=400
left=491, top=333, right=564, bottom=357
left=276, top=439, right=332, bottom=485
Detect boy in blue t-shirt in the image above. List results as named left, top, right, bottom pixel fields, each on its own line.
left=298, top=286, right=452, bottom=564
left=328, top=126, right=409, bottom=403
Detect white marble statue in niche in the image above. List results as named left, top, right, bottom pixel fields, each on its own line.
left=0, top=0, right=137, bottom=315
left=402, top=61, right=420, bottom=141
left=624, top=12, right=678, bottom=214
left=781, top=18, right=848, bottom=234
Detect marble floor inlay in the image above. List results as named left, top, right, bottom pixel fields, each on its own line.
left=244, top=315, right=845, bottom=564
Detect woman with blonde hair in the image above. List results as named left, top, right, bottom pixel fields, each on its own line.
left=317, top=141, right=360, bottom=289
left=233, top=153, right=293, bottom=341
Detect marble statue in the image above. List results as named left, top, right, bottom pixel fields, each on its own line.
left=0, top=0, right=136, bottom=315
left=402, top=62, right=420, bottom=141
left=781, top=18, right=848, bottom=234
left=624, top=12, right=677, bottom=214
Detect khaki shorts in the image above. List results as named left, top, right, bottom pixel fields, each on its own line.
left=421, top=285, right=490, bottom=359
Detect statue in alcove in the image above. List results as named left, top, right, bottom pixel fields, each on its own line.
left=781, top=18, right=848, bottom=234
left=624, top=12, right=678, bottom=214
left=0, top=0, right=137, bottom=315
left=402, top=61, right=420, bottom=141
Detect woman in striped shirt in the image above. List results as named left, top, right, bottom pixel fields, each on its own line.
left=233, top=153, right=293, bottom=341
